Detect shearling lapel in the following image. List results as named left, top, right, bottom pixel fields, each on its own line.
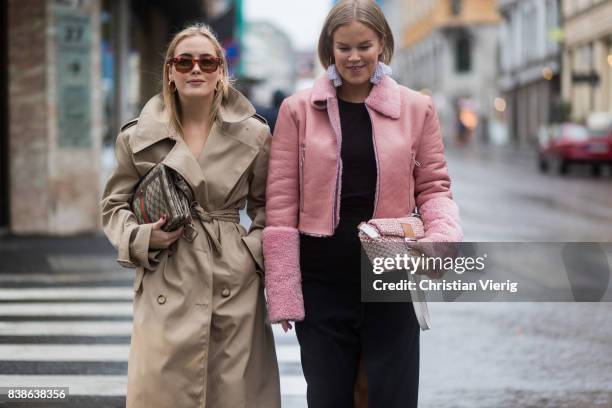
left=310, top=73, right=401, bottom=119
left=364, top=75, right=401, bottom=119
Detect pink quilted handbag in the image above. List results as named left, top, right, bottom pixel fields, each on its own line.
left=358, top=214, right=431, bottom=330
left=358, top=215, right=425, bottom=266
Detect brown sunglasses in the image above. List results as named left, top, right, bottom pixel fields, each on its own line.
left=167, top=54, right=222, bottom=74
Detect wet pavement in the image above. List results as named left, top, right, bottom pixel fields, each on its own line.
left=421, top=302, right=612, bottom=407
left=417, top=144, right=612, bottom=407
left=447, top=144, right=612, bottom=242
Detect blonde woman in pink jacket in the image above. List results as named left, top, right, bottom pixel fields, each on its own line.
left=263, top=1, right=462, bottom=406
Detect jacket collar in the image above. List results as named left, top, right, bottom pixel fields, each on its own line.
left=131, top=87, right=256, bottom=153
left=310, top=73, right=401, bottom=119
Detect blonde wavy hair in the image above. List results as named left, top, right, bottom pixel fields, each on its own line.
left=318, top=0, right=394, bottom=68
left=162, top=23, right=230, bottom=133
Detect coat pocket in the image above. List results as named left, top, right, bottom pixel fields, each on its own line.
left=134, top=250, right=168, bottom=294
left=234, top=224, right=264, bottom=278
left=299, top=144, right=306, bottom=212
left=241, top=235, right=264, bottom=278
left=133, top=266, right=145, bottom=293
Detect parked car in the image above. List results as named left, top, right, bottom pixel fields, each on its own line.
left=538, top=120, right=612, bottom=176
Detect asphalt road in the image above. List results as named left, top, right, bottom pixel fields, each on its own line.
left=418, top=144, right=612, bottom=407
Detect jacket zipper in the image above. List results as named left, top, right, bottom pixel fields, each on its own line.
left=365, top=106, right=381, bottom=218
left=299, top=144, right=305, bottom=212
left=412, top=152, right=422, bottom=168
left=325, top=101, right=424, bottom=227
left=327, top=98, right=342, bottom=232
left=333, top=161, right=340, bottom=228
left=410, top=152, right=422, bottom=211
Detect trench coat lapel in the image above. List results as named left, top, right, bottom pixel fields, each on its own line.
left=162, top=137, right=209, bottom=204
left=197, top=88, right=260, bottom=203
left=198, top=120, right=259, bottom=203
left=129, top=94, right=207, bottom=201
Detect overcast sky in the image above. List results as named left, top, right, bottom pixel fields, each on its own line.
left=244, top=0, right=332, bottom=52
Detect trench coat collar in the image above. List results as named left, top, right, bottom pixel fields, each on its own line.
left=130, top=87, right=256, bottom=154
left=310, top=73, right=401, bottom=119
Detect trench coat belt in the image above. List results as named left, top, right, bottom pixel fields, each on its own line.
left=190, top=202, right=240, bottom=254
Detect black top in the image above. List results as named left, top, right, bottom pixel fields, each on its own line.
left=300, top=99, right=377, bottom=284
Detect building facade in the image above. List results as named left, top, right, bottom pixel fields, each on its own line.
left=392, top=0, right=501, bottom=144
left=561, top=0, right=612, bottom=122
left=7, top=0, right=104, bottom=235
left=1, top=0, right=235, bottom=235
left=497, top=0, right=562, bottom=146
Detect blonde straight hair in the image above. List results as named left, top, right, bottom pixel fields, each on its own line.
left=162, top=23, right=230, bottom=134
left=318, top=0, right=394, bottom=68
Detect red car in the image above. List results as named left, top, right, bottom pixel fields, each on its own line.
left=538, top=122, right=612, bottom=175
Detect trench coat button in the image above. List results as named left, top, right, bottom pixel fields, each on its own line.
left=221, top=288, right=230, bottom=298
left=157, top=295, right=166, bottom=305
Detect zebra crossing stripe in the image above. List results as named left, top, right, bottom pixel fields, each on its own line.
left=0, top=374, right=127, bottom=396
left=0, top=344, right=300, bottom=363
left=0, top=276, right=307, bottom=401
left=46, top=255, right=121, bottom=272
left=275, top=345, right=301, bottom=363
left=0, top=316, right=302, bottom=353
left=0, top=271, right=134, bottom=283
left=0, top=374, right=307, bottom=396
left=0, top=302, right=132, bottom=316
left=0, top=321, right=133, bottom=336
left=280, top=375, right=308, bottom=396
left=271, top=323, right=301, bottom=337
left=0, top=344, right=129, bottom=361
left=0, top=288, right=134, bottom=300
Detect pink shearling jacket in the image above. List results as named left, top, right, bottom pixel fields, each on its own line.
left=263, top=74, right=462, bottom=323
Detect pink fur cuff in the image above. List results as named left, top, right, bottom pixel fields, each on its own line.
left=418, top=196, right=463, bottom=243
left=263, top=226, right=305, bottom=322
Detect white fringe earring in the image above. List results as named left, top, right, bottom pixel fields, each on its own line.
left=327, top=64, right=343, bottom=87
left=370, top=61, right=392, bottom=84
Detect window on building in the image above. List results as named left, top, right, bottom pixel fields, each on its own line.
left=455, top=34, right=472, bottom=72
left=546, top=0, right=558, bottom=53
left=451, top=0, right=462, bottom=15
left=580, top=43, right=593, bottom=68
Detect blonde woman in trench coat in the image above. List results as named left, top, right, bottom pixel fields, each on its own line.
left=100, top=24, right=281, bottom=408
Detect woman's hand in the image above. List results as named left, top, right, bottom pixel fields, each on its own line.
left=280, top=320, right=293, bottom=333
left=149, top=215, right=184, bottom=249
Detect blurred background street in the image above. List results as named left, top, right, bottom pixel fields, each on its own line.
left=1, top=0, right=612, bottom=407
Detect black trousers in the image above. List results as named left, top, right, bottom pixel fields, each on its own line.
left=295, top=279, right=420, bottom=408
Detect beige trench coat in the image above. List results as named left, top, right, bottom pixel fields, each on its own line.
left=100, top=88, right=280, bottom=408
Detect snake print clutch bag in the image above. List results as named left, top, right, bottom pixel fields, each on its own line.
left=131, top=163, right=198, bottom=241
